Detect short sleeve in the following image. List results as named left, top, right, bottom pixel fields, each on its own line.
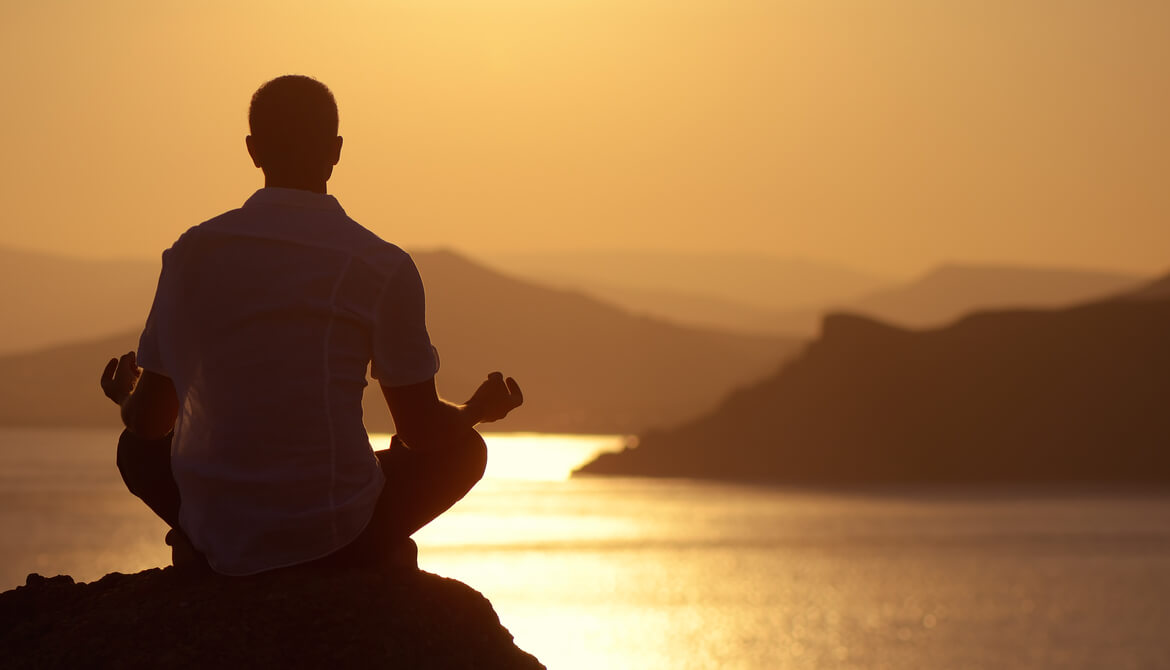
left=136, top=249, right=170, bottom=375
left=370, top=255, right=440, bottom=387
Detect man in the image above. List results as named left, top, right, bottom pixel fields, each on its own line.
left=100, top=75, right=522, bottom=576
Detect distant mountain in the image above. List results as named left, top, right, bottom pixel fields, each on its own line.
left=481, top=249, right=889, bottom=314
left=576, top=278, right=1170, bottom=484
left=768, top=264, right=1147, bottom=335
left=0, top=246, right=158, bottom=355
left=839, top=264, right=1145, bottom=329
left=538, top=280, right=789, bottom=336
left=0, top=249, right=798, bottom=434
left=484, top=252, right=1145, bottom=338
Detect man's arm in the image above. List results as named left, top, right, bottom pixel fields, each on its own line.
left=381, top=372, right=522, bottom=450
left=100, top=351, right=178, bottom=439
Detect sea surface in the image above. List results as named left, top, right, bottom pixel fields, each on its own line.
left=2, top=427, right=1169, bottom=669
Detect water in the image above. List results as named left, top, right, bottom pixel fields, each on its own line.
left=3, top=427, right=1170, bottom=669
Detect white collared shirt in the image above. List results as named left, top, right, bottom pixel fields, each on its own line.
left=137, top=187, right=439, bottom=575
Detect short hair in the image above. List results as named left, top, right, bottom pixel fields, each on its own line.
left=248, top=75, right=338, bottom=163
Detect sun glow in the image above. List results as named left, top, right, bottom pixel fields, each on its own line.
left=368, top=432, right=628, bottom=482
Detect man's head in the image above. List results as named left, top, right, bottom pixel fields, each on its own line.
left=246, top=75, right=343, bottom=191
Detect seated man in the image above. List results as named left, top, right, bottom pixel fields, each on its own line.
left=99, top=75, right=522, bottom=575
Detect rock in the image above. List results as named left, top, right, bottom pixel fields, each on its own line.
left=0, top=566, right=545, bottom=669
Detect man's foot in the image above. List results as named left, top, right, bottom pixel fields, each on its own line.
left=165, top=529, right=211, bottom=575
left=385, top=537, right=419, bottom=572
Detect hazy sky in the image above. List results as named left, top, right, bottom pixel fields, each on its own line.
left=1, top=1, right=1167, bottom=276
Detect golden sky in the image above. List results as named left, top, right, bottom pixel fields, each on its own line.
left=1, top=0, right=1167, bottom=276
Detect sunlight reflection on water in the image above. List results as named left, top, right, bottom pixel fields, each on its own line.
left=372, top=431, right=629, bottom=482
left=418, top=477, right=1170, bottom=670
left=3, top=428, right=1170, bottom=669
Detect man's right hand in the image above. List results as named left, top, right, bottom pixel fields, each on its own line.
left=464, top=372, right=523, bottom=424
left=101, top=351, right=141, bottom=406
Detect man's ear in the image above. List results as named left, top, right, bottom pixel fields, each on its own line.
left=245, top=135, right=263, bottom=168
left=330, top=136, right=343, bottom=166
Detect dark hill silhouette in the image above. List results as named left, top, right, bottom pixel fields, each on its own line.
left=0, top=246, right=158, bottom=355
left=576, top=277, right=1170, bottom=484
left=1120, top=272, right=1170, bottom=301
left=0, top=249, right=796, bottom=434
left=769, top=264, right=1145, bottom=335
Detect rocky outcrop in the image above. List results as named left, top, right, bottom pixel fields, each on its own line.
left=0, top=567, right=544, bottom=670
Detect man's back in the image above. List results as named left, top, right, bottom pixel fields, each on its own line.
left=104, top=75, right=521, bottom=578
left=137, top=187, right=439, bottom=574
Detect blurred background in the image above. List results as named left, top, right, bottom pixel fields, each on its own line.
left=2, top=2, right=1169, bottom=668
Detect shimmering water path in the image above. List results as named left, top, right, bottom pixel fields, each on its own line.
left=3, top=428, right=1169, bottom=669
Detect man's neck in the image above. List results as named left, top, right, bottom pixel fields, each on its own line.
left=263, top=175, right=328, bottom=194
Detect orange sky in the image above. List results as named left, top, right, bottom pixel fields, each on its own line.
left=1, top=1, right=1167, bottom=276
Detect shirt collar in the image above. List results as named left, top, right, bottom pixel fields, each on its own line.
left=243, top=187, right=345, bottom=213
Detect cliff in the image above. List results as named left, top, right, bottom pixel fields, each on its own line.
left=576, top=277, right=1170, bottom=484
left=0, top=568, right=544, bottom=670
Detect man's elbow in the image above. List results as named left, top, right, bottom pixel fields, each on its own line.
left=123, top=406, right=175, bottom=440
left=121, top=382, right=178, bottom=440
left=397, top=419, right=481, bottom=451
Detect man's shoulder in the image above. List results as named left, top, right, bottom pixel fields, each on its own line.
left=159, top=209, right=244, bottom=260
left=328, top=214, right=415, bottom=276
left=166, top=205, right=415, bottom=280
left=169, top=207, right=248, bottom=244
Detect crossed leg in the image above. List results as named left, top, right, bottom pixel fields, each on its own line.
left=324, top=429, right=488, bottom=569
left=115, top=428, right=488, bottom=572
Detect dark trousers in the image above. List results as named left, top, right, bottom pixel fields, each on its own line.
left=116, top=428, right=487, bottom=572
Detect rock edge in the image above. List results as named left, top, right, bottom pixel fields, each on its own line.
left=0, top=566, right=545, bottom=670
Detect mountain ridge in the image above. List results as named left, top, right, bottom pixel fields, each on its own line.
left=768, top=263, right=1146, bottom=335
left=0, top=246, right=159, bottom=355
left=482, top=249, right=1146, bottom=337
left=483, top=248, right=890, bottom=313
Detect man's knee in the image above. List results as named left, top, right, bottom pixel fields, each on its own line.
left=385, top=429, right=487, bottom=496
left=116, top=430, right=143, bottom=493
left=460, top=430, right=488, bottom=487
left=116, top=430, right=170, bottom=497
